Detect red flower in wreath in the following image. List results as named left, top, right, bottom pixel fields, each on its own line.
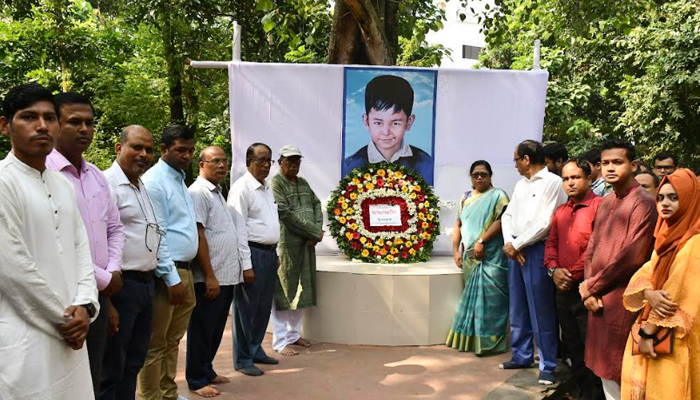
left=353, top=232, right=360, bottom=240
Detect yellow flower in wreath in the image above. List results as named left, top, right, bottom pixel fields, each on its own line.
left=364, top=173, right=372, bottom=180
left=401, top=185, right=409, bottom=193
left=346, top=208, right=354, bottom=215
left=427, top=214, right=434, bottom=221
left=422, top=232, right=431, bottom=240
left=376, top=238, right=385, bottom=246
left=365, top=182, right=375, bottom=190
left=386, top=255, right=394, bottom=261
left=350, top=193, right=358, bottom=200
left=377, top=169, right=386, bottom=177
left=410, top=192, right=417, bottom=199
left=346, top=232, right=354, bottom=240
left=361, top=249, right=369, bottom=257
left=424, top=201, right=430, bottom=207
left=366, top=242, right=374, bottom=249
left=390, top=248, right=399, bottom=255
left=409, top=248, right=417, bottom=256
left=394, top=238, right=404, bottom=245
left=341, top=202, right=348, bottom=209
left=413, top=185, right=422, bottom=192
left=406, top=241, right=413, bottom=247
left=352, top=177, right=360, bottom=185
left=421, top=222, right=429, bottom=229
left=350, top=223, right=358, bottom=230
left=394, top=171, right=404, bottom=179
left=411, top=235, right=418, bottom=241
left=418, top=212, right=425, bottom=220
left=360, top=237, right=367, bottom=244
left=338, top=216, right=347, bottom=224
left=373, top=245, right=380, bottom=252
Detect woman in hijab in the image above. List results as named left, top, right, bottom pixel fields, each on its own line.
left=621, top=168, right=700, bottom=399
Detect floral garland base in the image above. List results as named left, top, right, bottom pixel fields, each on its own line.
left=327, top=162, right=440, bottom=263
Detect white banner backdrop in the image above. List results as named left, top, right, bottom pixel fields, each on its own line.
left=229, top=62, right=548, bottom=256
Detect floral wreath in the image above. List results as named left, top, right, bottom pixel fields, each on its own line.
left=327, top=162, right=440, bottom=263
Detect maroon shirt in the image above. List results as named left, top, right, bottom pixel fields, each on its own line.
left=583, top=182, right=657, bottom=381
left=545, top=191, right=601, bottom=282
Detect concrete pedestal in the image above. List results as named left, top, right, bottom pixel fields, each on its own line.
left=300, top=255, right=463, bottom=346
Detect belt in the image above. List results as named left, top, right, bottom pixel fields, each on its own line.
left=174, top=260, right=193, bottom=270
left=248, top=241, right=276, bottom=251
left=122, top=270, right=155, bottom=283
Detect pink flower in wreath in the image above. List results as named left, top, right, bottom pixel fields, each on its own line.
left=353, top=232, right=360, bottom=240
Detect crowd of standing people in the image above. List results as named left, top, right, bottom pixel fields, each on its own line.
left=1, top=80, right=698, bottom=400
left=448, top=139, right=699, bottom=399
left=0, top=83, right=322, bottom=400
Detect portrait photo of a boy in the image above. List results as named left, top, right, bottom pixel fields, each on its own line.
left=341, top=68, right=437, bottom=184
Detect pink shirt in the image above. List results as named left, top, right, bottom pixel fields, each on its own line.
left=46, top=150, right=124, bottom=290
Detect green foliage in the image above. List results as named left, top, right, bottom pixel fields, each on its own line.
left=465, top=0, right=700, bottom=164
left=0, top=0, right=449, bottom=168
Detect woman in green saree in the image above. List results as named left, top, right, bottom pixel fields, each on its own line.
left=446, top=160, right=510, bottom=356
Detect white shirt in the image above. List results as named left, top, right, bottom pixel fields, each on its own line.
left=501, top=166, right=567, bottom=250
left=189, top=176, right=243, bottom=284
left=367, top=139, right=413, bottom=163
left=104, top=161, right=159, bottom=272
left=0, top=152, right=97, bottom=399
left=228, top=171, right=280, bottom=270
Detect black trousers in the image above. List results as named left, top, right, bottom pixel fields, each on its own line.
left=99, top=276, right=155, bottom=400
left=186, top=284, right=235, bottom=390
left=556, top=284, right=605, bottom=400
left=88, top=294, right=109, bottom=396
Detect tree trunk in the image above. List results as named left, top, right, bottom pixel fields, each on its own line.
left=328, top=0, right=396, bottom=65
left=160, top=8, right=185, bottom=124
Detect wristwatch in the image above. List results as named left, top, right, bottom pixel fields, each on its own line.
left=80, top=303, right=97, bottom=318
left=477, top=238, right=484, bottom=244
left=547, top=267, right=558, bottom=278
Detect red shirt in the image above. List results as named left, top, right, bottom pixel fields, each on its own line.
left=544, top=190, right=601, bottom=281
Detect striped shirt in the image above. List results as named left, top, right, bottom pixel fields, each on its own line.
left=189, top=176, right=243, bottom=285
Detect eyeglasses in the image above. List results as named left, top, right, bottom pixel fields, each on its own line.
left=248, top=158, right=275, bottom=165
left=282, top=158, right=302, bottom=166
left=513, top=157, right=523, bottom=163
left=471, top=172, right=490, bottom=179
left=202, top=158, right=229, bottom=166
left=145, top=222, right=166, bottom=253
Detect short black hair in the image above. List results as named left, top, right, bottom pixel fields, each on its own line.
left=245, top=142, right=272, bottom=166
left=653, top=152, right=678, bottom=167
left=635, top=170, right=660, bottom=188
left=364, top=75, right=414, bottom=117
left=544, top=142, right=568, bottom=163
left=516, top=140, right=545, bottom=165
left=2, top=83, right=56, bottom=121
left=581, top=148, right=601, bottom=165
left=469, top=160, right=493, bottom=176
left=563, top=157, right=592, bottom=177
left=161, top=125, right=195, bottom=148
left=54, top=92, right=94, bottom=116
left=601, top=139, right=636, bottom=162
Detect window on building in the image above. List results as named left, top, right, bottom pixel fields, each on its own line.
left=462, top=45, right=483, bottom=60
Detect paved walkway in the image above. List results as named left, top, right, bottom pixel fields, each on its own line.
left=161, top=317, right=561, bottom=400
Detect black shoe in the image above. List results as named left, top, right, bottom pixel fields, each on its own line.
left=254, top=355, right=279, bottom=365
left=538, top=371, right=557, bottom=385
left=498, top=361, right=534, bottom=370
left=236, top=365, right=263, bottom=376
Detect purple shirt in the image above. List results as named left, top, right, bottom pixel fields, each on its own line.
left=46, top=150, right=124, bottom=290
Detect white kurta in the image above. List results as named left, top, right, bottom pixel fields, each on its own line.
left=0, top=152, right=98, bottom=399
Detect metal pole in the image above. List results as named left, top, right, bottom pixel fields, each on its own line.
left=232, top=21, right=241, bottom=62
left=533, top=39, right=541, bottom=70
left=189, top=61, right=230, bottom=69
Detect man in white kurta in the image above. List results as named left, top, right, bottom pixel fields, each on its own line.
left=0, top=83, right=98, bottom=399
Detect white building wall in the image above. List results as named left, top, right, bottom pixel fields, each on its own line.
left=426, top=0, right=494, bottom=68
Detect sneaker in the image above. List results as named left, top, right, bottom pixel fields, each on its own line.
left=538, top=371, right=556, bottom=385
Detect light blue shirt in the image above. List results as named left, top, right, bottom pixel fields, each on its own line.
left=142, top=159, right=198, bottom=287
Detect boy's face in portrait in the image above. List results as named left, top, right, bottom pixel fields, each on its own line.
left=362, top=107, right=415, bottom=159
